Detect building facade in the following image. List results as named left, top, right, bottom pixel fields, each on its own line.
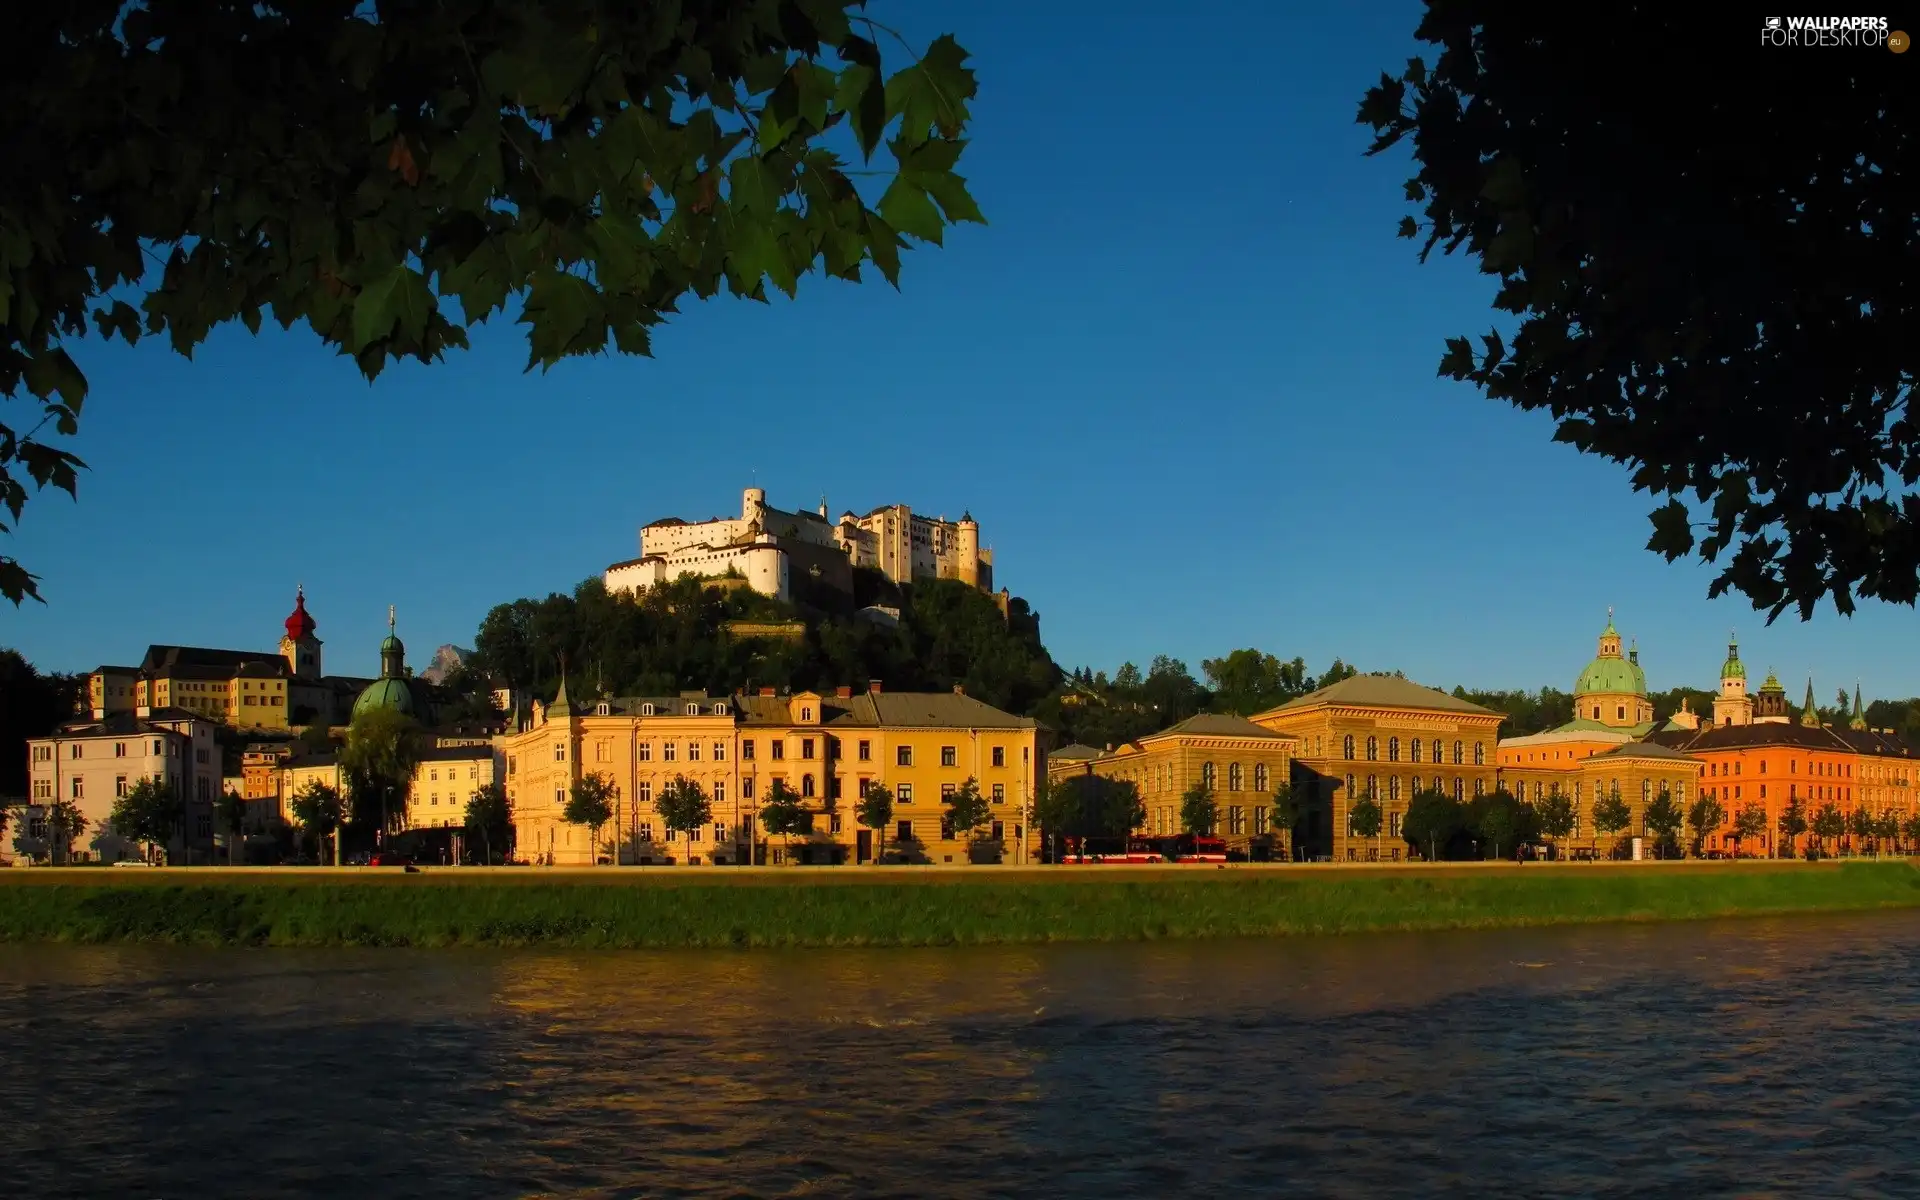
left=1251, top=675, right=1505, bottom=861
left=22, top=708, right=221, bottom=864
left=604, top=487, right=995, bottom=603
left=85, top=588, right=383, bottom=730
left=500, top=683, right=1043, bottom=866
left=1044, top=714, right=1298, bottom=856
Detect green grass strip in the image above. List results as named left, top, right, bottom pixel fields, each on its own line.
left=0, top=862, right=1916, bottom=948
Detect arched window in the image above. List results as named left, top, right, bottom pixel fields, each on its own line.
left=1201, top=762, right=1216, bottom=789
left=1641, top=779, right=1651, bottom=803
left=1473, top=742, right=1485, bottom=766
left=1343, top=735, right=1355, bottom=760
left=802, top=774, right=816, bottom=797
left=1345, top=773, right=1356, bottom=797
left=1410, top=738, right=1423, bottom=764
left=1228, top=763, right=1244, bottom=792
left=1474, top=777, right=1485, bottom=797
left=1366, top=737, right=1378, bottom=761
left=1254, top=764, right=1269, bottom=792
left=1388, top=737, right=1400, bottom=762
left=686, top=703, right=698, bottom=716
left=1453, top=740, right=1463, bottom=765
left=1366, top=774, right=1378, bottom=799
left=1452, top=777, right=1463, bottom=803
left=1389, top=776, right=1402, bottom=801
left=641, top=703, right=655, bottom=716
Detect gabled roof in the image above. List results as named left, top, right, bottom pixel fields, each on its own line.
left=1260, top=675, right=1499, bottom=718
left=1146, top=713, right=1295, bottom=741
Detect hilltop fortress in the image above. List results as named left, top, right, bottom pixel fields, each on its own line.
left=605, top=487, right=999, bottom=603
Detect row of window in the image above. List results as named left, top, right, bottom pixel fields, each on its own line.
left=1703, top=758, right=1852, bottom=778
left=1700, top=784, right=1849, bottom=804
left=549, top=741, right=1017, bottom=770
left=1147, top=806, right=1276, bottom=836
left=1346, top=775, right=1481, bottom=803
left=1342, top=735, right=1485, bottom=765
left=423, top=765, right=483, bottom=782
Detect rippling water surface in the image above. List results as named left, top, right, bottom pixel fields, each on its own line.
left=4, top=911, right=1919, bottom=1198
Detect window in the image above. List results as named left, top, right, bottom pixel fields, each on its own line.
left=802, top=738, right=816, bottom=760
left=1410, top=738, right=1422, bottom=764
left=715, top=703, right=728, bottom=716
left=941, top=783, right=956, bottom=800
left=1229, top=806, right=1245, bottom=835
left=897, top=784, right=914, bottom=803
left=1366, top=774, right=1377, bottom=799
left=553, top=743, right=566, bottom=762
left=115, top=776, right=128, bottom=797
left=830, top=812, right=843, bottom=835
left=1343, top=735, right=1355, bottom=760
left=991, top=783, right=1005, bottom=804
left=802, top=775, right=816, bottom=798
left=714, top=782, right=727, bottom=806
left=430, top=768, right=440, bottom=782
left=989, top=746, right=1006, bottom=769
left=1228, top=763, right=1244, bottom=792
left=1452, top=777, right=1464, bottom=803
left=1253, top=806, right=1269, bottom=834
left=858, top=740, right=872, bottom=762
left=1254, top=764, right=1269, bottom=792
left=740, top=740, right=753, bottom=761
left=714, top=823, right=728, bottom=842
left=1390, top=810, right=1403, bottom=837
left=940, top=746, right=957, bottom=767
left=1345, top=773, right=1355, bottom=797
left=638, top=781, right=652, bottom=806
left=1617, top=705, right=1626, bottom=721
left=741, top=778, right=754, bottom=800
left=1474, top=742, right=1485, bottom=766
left=1474, top=778, right=1485, bottom=797
left=1201, top=762, right=1216, bottom=789
left=1389, top=776, right=1401, bottom=801
left=801, top=707, right=813, bottom=722
left=771, top=741, right=785, bottom=762
left=1641, top=779, right=1651, bottom=803
left=897, top=819, right=913, bottom=842
left=638, top=822, right=654, bottom=842
left=713, top=742, right=727, bottom=761
left=1388, top=737, right=1400, bottom=762
left=71, top=778, right=83, bottom=799
left=115, top=742, right=126, bottom=758
left=664, top=742, right=677, bottom=762
left=554, top=786, right=565, bottom=807
left=940, top=816, right=955, bottom=841
left=641, top=703, right=655, bottom=716
left=897, top=746, right=913, bottom=767
left=1453, top=740, right=1463, bottom=765
left=1366, top=737, right=1378, bottom=761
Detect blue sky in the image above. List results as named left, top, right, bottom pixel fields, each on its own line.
left=4, top=0, right=1915, bottom=702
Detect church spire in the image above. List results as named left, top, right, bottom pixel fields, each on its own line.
left=1800, top=675, right=1820, bottom=727
left=1851, top=681, right=1867, bottom=730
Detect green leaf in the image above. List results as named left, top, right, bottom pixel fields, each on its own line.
left=729, top=156, right=779, bottom=215
left=1647, top=499, right=1695, bottom=560
left=520, top=272, right=598, bottom=367
left=1397, top=215, right=1418, bottom=239
left=878, top=178, right=944, bottom=244
left=922, top=172, right=984, bottom=225
left=1437, top=336, right=1476, bottom=379
left=351, top=265, right=431, bottom=350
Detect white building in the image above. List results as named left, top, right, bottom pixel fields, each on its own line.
left=605, top=487, right=992, bottom=601
left=21, top=707, right=221, bottom=864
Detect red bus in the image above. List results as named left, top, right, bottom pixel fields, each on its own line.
left=1165, top=832, right=1228, bottom=862
left=1059, top=835, right=1163, bottom=863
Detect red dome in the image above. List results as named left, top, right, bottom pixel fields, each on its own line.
left=285, top=587, right=316, bottom=640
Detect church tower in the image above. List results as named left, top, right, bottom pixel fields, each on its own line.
left=1799, top=677, right=1822, bottom=728
left=280, top=585, right=323, bottom=680
left=1711, top=633, right=1753, bottom=728
left=1753, top=671, right=1791, bottom=723
left=1851, top=683, right=1868, bottom=730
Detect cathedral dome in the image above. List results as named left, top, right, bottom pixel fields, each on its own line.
left=352, top=677, right=415, bottom=719
left=1721, top=640, right=1747, bottom=681
left=1574, top=655, right=1647, bottom=697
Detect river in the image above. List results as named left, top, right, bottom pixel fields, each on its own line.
left=2, top=911, right=1918, bottom=1198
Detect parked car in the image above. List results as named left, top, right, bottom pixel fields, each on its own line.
left=367, top=852, right=413, bottom=867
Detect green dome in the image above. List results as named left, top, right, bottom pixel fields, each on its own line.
left=1575, top=656, right=1647, bottom=697
left=1721, top=641, right=1746, bottom=681
left=1759, top=672, right=1784, bottom=693
left=352, top=677, right=415, bottom=719
left=381, top=632, right=404, bottom=656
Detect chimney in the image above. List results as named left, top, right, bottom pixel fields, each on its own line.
left=759, top=686, right=775, bottom=697
left=868, top=680, right=883, bottom=694
left=835, top=686, right=852, bottom=699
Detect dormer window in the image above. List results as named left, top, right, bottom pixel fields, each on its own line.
left=802, top=707, right=813, bottom=722
left=641, top=703, right=655, bottom=716
left=714, top=703, right=728, bottom=716
left=597, top=702, right=611, bottom=716
left=685, top=703, right=698, bottom=716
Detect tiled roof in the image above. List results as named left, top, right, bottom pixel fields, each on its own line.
left=1588, top=741, right=1700, bottom=764
left=1260, top=675, right=1500, bottom=718
left=1147, top=713, right=1296, bottom=741
left=1050, top=743, right=1109, bottom=761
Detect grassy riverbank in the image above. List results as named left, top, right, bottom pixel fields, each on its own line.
left=0, top=861, right=1916, bottom=948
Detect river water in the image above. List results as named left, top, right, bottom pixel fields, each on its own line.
left=2, top=911, right=1918, bottom=1198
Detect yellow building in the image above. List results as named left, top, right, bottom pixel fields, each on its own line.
left=501, top=682, right=1043, bottom=866
left=1046, top=714, right=1298, bottom=856
left=1251, top=675, right=1505, bottom=862
left=409, top=742, right=500, bottom=830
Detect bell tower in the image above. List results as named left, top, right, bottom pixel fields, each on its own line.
left=280, top=585, right=323, bottom=680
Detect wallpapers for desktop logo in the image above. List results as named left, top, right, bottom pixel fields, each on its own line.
left=1759, top=16, right=1899, bottom=48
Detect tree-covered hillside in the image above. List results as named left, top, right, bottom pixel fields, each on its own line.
left=466, top=571, right=1058, bottom=717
